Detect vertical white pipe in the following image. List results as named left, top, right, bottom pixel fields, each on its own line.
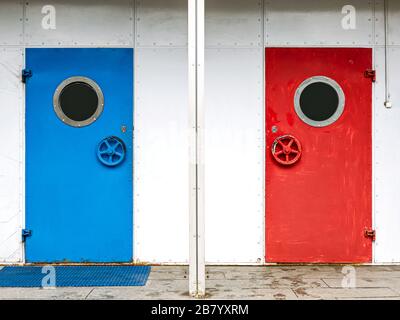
left=384, top=0, right=392, bottom=108
left=188, top=0, right=205, bottom=298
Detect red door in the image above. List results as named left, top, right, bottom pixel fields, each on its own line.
left=265, top=48, right=372, bottom=263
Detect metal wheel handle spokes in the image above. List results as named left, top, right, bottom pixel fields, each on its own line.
left=271, top=135, right=302, bottom=166
left=97, top=136, right=126, bottom=167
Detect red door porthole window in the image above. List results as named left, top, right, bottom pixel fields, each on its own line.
left=294, top=76, right=345, bottom=127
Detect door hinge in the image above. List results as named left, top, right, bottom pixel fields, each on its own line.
left=364, top=69, right=376, bottom=82
left=22, top=229, right=32, bottom=242
left=364, top=229, right=376, bottom=241
left=22, top=69, right=32, bottom=83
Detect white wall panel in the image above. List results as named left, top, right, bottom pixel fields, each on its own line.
left=388, top=0, right=400, bottom=45
left=25, top=0, right=134, bottom=46
left=0, top=48, right=23, bottom=263
left=374, top=47, right=400, bottom=263
left=374, top=0, right=385, bottom=46
left=0, top=1, right=23, bottom=46
left=265, top=0, right=374, bottom=46
left=134, top=48, right=189, bottom=263
left=204, top=49, right=264, bottom=264
left=205, top=0, right=262, bottom=47
left=136, top=0, right=187, bottom=47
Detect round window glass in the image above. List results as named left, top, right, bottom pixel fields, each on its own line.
left=53, top=77, right=104, bottom=127
left=294, top=76, right=345, bottom=127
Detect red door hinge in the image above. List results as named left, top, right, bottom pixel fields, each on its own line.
left=364, top=69, right=376, bottom=82
left=365, top=229, right=376, bottom=241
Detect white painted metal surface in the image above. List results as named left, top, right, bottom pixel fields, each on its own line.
left=265, top=0, right=374, bottom=47
left=25, top=0, right=134, bottom=46
left=0, top=48, right=24, bottom=263
left=204, top=0, right=264, bottom=264
left=375, top=0, right=386, bottom=47
left=137, top=0, right=188, bottom=47
left=374, top=46, right=400, bottom=263
left=134, top=48, right=189, bottom=264
left=388, top=0, right=400, bottom=45
left=204, top=48, right=264, bottom=264
left=205, top=0, right=262, bottom=47
left=0, top=1, right=23, bottom=46
left=134, top=0, right=190, bottom=265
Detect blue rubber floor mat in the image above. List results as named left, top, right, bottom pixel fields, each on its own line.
left=0, top=266, right=151, bottom=287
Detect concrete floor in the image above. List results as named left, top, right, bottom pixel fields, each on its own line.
left=1, top=265, right=400, bottom=300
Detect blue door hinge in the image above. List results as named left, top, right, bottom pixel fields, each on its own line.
left=22, top=229, right=32, bottom=242
left=22, top=69, right=32, bottom=83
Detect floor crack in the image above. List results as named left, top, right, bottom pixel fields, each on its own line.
left=84, top=288, right=95, bottom=300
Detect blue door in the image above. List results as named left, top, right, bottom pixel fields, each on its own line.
left=25, top=49, right=133, bottom=263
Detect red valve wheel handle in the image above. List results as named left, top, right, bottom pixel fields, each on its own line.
left=271, top=135, right=302, bottom=166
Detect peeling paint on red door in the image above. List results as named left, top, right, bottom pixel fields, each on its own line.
left=266, top=48, right=372, bottom=263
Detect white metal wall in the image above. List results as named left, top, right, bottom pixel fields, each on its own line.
left=24, top=0, right=134, bottom=47
left=0, top=1, right=24, bottom=263
left=204, top=0, right=264, bottom=264
left=0, top=0, right=400, bottom=264
left=134, top=0, right=189, bottom=264
left=0, top=48, right=24, bottom=263
left=265, top=0, right=374, bottom=46
left=374, top=0, right=400, bottom=263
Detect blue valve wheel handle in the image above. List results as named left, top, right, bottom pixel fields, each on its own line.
left=97, top=136, right=126, bottom=167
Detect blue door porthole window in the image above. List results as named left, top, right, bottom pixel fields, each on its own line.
left=53, top=76, right=104, bottom=127
left=97, top=136, right=126, bottom=167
